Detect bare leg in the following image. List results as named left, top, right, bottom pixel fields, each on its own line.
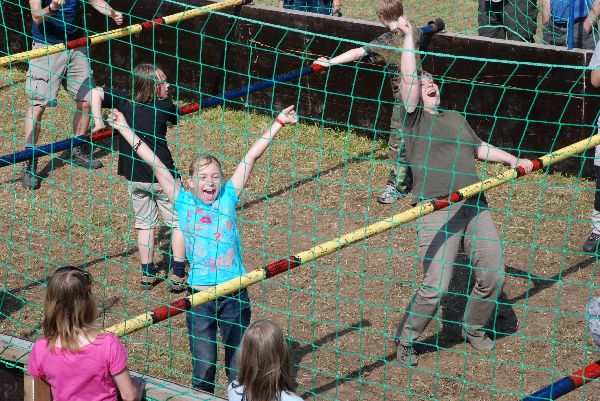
left=137, top=228, right=155, bottom=265
left=73, top=100, right=91, bottom=135
left=21, top=105, right=45, bottom=189
left=24, top=105, right=46, bottom=145
left=71, top=100, right=103, bottom=169
left=171, top=228, right=186, bottom=263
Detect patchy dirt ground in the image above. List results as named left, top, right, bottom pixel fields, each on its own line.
left=1, top=67, right=599, bottom=401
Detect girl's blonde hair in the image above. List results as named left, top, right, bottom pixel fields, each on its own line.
left=43, top=267, right=97, bottom=352
left=132, top=63, right=165, bottom=103
left=236, top=320, right=294, bottom=401
left=188, top=154, right=222, bottom=177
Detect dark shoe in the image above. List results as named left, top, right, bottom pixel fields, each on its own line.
left=140, top=275, right=156, bottom=290
left=169, top=274, right=187, bottom=293
left=71, top=144, right=103, bottom=169
left=464, top=329, right=495, bottom=351
left=583, top=233, right=600, bottom=253
left=396, top=343, right=418, bottom=366
left=21, top=159, right=40, bottom=190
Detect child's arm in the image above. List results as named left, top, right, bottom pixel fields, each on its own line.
left=230, top=106, right=297, bottom=197
left=90, top=87, right=106, bottom=133
left=88, top=0, right=123, bottom=25
left=585, top=0, right=600, bottom=32
left=397, top=17, right=421, bottom=113
left=113, top=369, right=141, bottom=401
left=476, top=142, right=534, bottom=173
left=314, top=47, right=366, bottom=68
left=107, top=109, right=179, bottom=201
left=542, top=0, right=551, bottom=24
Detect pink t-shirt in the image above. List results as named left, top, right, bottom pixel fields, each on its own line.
left=27, top=333, right=128, bottom=401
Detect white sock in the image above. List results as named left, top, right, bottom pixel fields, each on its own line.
left=592, top=209, right=600, bottom=235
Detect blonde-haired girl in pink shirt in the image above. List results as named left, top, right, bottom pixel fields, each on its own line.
left=27, top=266, right=142, bottom=401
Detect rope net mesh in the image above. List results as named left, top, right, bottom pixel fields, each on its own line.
left=0, top=1, right=599, bottom=400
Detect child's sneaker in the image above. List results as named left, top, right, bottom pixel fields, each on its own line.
left=582, top=232, right=600, bottom=253
left=463, top=329, right=495, bottom=351
left=396, top=343, right=418, bottom=366
left=378, top=184, right=402, bottom=204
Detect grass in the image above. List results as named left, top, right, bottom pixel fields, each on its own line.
left=255, top=0, right=487, bottom=35
left=1, top=1, right=599, bottom=400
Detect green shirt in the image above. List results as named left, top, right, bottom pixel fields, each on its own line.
left=363, top=27, right=423, bottom=102
left=401, top=104, right=483, bottom=200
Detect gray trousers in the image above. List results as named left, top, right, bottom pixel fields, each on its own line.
left=396, top=199, right=506, bottom=345
left=477, top=0, right=538, bottom=42
left=543, top=21, right=596, bottom=50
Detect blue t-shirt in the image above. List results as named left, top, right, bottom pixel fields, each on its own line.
left=551, top=0, right=593, bottom=24
left=174, top=180, right=245, bottom=286
left=31, top=0, right=80, bottom=44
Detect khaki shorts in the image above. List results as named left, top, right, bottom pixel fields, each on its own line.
left=25, top=42, right=94, bottom=107
left=129, top=181, right=180, bottom=230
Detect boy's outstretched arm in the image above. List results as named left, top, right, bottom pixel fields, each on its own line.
left=230, top=105, right=297, bottom=197
left=314, top=47, right=366, bottom=68
left=397, top=17, right=421, bottom=113
left=476, top=142, right=534, bottom=173
left=90, top=87, right=106, bottom=133
left=107, top=109, right=179, bottom=201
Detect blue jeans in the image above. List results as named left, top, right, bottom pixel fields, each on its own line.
left=186, top=289, right=251, bottom=393
left=283, top=0, right=332, bottom=15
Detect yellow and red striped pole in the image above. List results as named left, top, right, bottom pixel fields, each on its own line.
left=0, top=0, right=246, bottom=68
left=105, top=132, right=600, bottom=336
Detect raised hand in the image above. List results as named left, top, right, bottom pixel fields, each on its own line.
left=111, top=10, right=123, bottom=25
left=397, top=16, right=413, bottom=37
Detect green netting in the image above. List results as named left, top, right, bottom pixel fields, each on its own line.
left=0, top=0, right=599, bottom=400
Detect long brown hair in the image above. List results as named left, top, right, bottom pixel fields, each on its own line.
left=42, top=266, right=98, bottom=352
left=236, top=320, right=295, bottom=401
left=132, top=63, right=165, bottom=103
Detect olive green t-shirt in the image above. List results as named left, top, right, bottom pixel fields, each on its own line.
left=363, top=27, right=423, bottom=103
left=401, top=104, right=483, bottom=200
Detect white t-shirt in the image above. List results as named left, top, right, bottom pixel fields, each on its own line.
left=590, top=43, right=600, bottom=165
left=228, top=381, right=303, bottom=401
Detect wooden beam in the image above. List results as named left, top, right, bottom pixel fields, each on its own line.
left=23, top=376, right=51, bottom=401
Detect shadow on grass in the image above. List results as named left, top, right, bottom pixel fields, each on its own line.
left=0, top=78, right=25, bottom=92
left=289, top=319, right=372, bottom=391
left=36, top=143, right=114, bottom=180
left=504, top=257, right=597, bottom=304
left=0, top=245, right=141, bottom=326
left=304, top=256, right=597, bottom=397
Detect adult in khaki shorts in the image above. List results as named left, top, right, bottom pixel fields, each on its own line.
left=23, top=0, right=123, bottom=190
